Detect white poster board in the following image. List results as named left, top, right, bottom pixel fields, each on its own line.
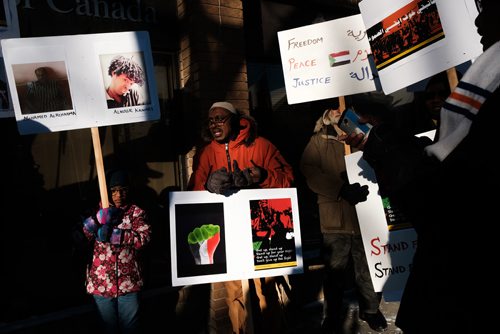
left=1, top=31, right=160, bottom=134
left=277, top=14, right=377, bottom=105
left=0, top=0, right=20, bottom=118
left=345, top=151, right=417, bottom=295
left=169, top=188, right=304, bottom=287
left=359, top=0, right=482, bottom=94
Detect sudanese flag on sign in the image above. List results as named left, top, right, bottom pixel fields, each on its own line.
left=329, top=50, right=351, bottom=67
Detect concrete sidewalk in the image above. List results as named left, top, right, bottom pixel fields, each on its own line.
left=1, top=285, right=402, bottom=334
left=287, top=296, right=402, bottom=334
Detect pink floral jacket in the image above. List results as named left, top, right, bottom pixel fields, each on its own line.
left=82, top=204, right=151, bottom=298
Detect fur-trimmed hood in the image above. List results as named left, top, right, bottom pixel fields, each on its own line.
left=313, top=109, right=343, bottom=141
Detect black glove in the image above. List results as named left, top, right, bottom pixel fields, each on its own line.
left=232, top=160, right=253, bottom=188
left=206, top=167, right=232, bottom=194
left=249, top=160, right=268, bottom=184
left=339, top=182, right=369, bottom=205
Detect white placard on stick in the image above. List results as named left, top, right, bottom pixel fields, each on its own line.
left=1, top=31, right=160, bottom=134
left=277, top=14, right=377, bottom=105
left=345, top=151, right=417, bottom=295
left=359, top=0, right=482, bottom=94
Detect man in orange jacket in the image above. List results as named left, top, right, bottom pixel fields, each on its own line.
left=188, top=101, right=294, bottom=333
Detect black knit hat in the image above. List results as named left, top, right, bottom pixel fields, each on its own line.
left=108, top=169, right=130, bottom=188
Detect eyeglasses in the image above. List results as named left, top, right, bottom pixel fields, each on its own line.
left=207, top=114, right=232, bottom=126
left=111, top=186, right=129, bottom=194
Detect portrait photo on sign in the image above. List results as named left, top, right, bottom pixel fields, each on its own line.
left=99, top=52, right=150, bottom=109
left=11, top=61, right=73, bottom=115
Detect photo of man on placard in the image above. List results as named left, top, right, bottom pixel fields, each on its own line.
left=11, top=61, right=73, bottom=115
left=100, top=52, right=150, bottom=109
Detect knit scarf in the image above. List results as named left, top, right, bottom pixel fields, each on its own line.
left=425, top=40, right=500, bottom=161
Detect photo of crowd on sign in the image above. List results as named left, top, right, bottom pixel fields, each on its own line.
left=250, top=198, right=296, bottom=270
left=367, top=0, right=444, bottom=71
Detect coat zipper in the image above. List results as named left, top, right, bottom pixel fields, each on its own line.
left=225, top=143, right=232, bottom=172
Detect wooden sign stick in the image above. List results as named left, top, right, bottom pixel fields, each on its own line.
left=446, top=67, right=459, bottom=90
left=339, top=95, right=346, bottom=112
left=91, top=127, right=109, bottom=208
left=338, top=95, right=352, bottom=155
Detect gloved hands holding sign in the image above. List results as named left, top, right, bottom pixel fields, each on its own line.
left=232, top=160, right=252, bottom=188
left=232, top=160, right=268, bottom=188
left=339, top=182, right=369, bottom=206
left=206, top=167, right=232, bottom=194
left=96, top=207, right=123, bottom=242
left=338, top=171, right=369, bottom=206
left=96, top=207, right=123, bottom=226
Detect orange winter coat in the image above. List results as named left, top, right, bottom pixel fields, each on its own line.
left=189, top=117, right=294, bottom=190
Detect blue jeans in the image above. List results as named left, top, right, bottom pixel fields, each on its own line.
left=93, top=292, right=140, bottom=334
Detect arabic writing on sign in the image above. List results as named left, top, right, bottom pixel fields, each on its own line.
left=352, top=49, right=369, bottom=62
left=347, top=29, right=367, bottom=41
left=349, top=66, right=375, bottom=81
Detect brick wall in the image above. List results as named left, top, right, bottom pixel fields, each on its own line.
left=177, top=0, right=249, bottom=115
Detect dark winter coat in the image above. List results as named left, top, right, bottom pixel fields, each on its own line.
left=300, top=128, right=361, bottom=235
